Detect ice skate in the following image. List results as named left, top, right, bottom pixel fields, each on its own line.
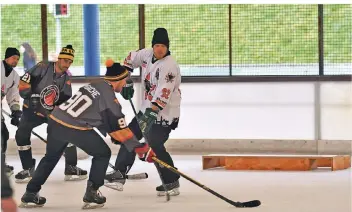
left=64, top=165, right=88, bottom=181
left=156, top=180, right=180, bottom=196
left=19, top=191, right=46, bottom=208
left=15, top=159, right=35, bottom=183
left=82, top=181, right=106, bottom=209
left=104, top=170, right=126, bottom=191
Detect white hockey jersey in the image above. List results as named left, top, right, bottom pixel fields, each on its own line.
left=124, top=48, right=181, bottom=127
left=1, top=61, right=20, bottom=112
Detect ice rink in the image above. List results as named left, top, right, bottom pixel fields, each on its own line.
left=6, top=154, right=352, bottom=212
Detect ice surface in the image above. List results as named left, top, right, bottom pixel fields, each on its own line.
left=5, top=154, right=352, bottom=212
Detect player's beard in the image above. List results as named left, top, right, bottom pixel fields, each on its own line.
left=58, top=63, right=68, bottom=73
left=61, top=66, right=68, bottom=72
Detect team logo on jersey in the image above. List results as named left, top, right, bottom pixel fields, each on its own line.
left=165, top=72, right=175, bottom=83
left=144, top=73, right=157, bottom=101
left=144, top=73, right=152, bottom=92
left=142, top=61, right=147, bottom=68
left=155, top=68, right=160, bottom=80
left=161, top=88, right=171, bottom=99
left=40, top=85, right=59, bottom=110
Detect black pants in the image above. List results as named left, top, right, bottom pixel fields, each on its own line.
left=115, top=116, right=180, bottom=184
left=1, top=120, right=9, bottom=154
left=15, top=107, right=77, bottom=169
left=1, top=120, right=10, bottom=169
left=27, top=119, right=111, bottom=193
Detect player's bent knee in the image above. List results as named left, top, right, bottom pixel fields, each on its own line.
left=15, top=130, right=32, bottom=143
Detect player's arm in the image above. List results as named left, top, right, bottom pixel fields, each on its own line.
left=123, top=48, right=150, bottom=72
left=99, top=95, right=140, bottom=151
left=104, top=110, right=155, bottom=163
left=103, top=108, right=156, bottom=163
left=56, top=76, right=72, bottom=106
left=18, top=62, right=46, bottom=99
left=97, top=90, right=153, bottom=162
left=6, top=73, right=22, bottom=126
left=6, top=73, right=20, bottom=111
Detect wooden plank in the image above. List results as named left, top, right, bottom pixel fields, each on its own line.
left=224, top=157, right=314, bottom=171
left=310, top=159, right=318, bottom=170
left=202, top=157, right=220, bottom=169
left=315, top=157, right=332, bottom=167
left=332, top=156, right=346, bottom=171
left=344, top=155, right=351, bottom=168
left=202, top=156, right=225, bottom=169
left=202, top=154, right=351, bottom=171
left=219, top=157, right=226, bottom=166
left=203, top=154, right=339, bottom=158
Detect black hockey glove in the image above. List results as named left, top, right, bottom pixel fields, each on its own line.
left=138, top=108, right=158, bottom=134
left=11, top=110, right=22, bottom=126
left=29, top=94, right=40, bottom=110
left=121, top=79, right=134, bottom=100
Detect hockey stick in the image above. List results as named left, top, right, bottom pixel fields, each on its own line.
left=128, top=99, right=170, bottom=201
left=152, top=157, right=261, bottom=208
left=108, top=163, right=148, bottom=180
left=1, top=109, right=47, bottom=144
left=88, top=122, right=149, bottom=180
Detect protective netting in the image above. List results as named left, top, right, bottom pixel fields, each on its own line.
left=1, top=4, right=42, bottom=75
left=323, top=4, right=352, bottom=75
left=47, top=4, right=84, bottom=67
left=231, top=5, right=319, bottom=75
left=99, top=4, right=139, bottom=75
left=1, top=4, right=350, bottom=76
left=145, top=5, right=229, bottom=76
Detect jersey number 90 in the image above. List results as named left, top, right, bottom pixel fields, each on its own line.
left=59, top=91, right=92, bottom=117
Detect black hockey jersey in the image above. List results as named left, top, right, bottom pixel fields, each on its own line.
left=19, top=61, right=72, bottom=117
left=50, top=80, right=140, bottom=151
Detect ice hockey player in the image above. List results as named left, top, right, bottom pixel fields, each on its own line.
left=1, top=47, right=22, bottom=177
left=14, top=45, right=87, bottom=183
left=19, top=60, right=157, bottom=209
left=105, top=27, right=182, bottom=196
